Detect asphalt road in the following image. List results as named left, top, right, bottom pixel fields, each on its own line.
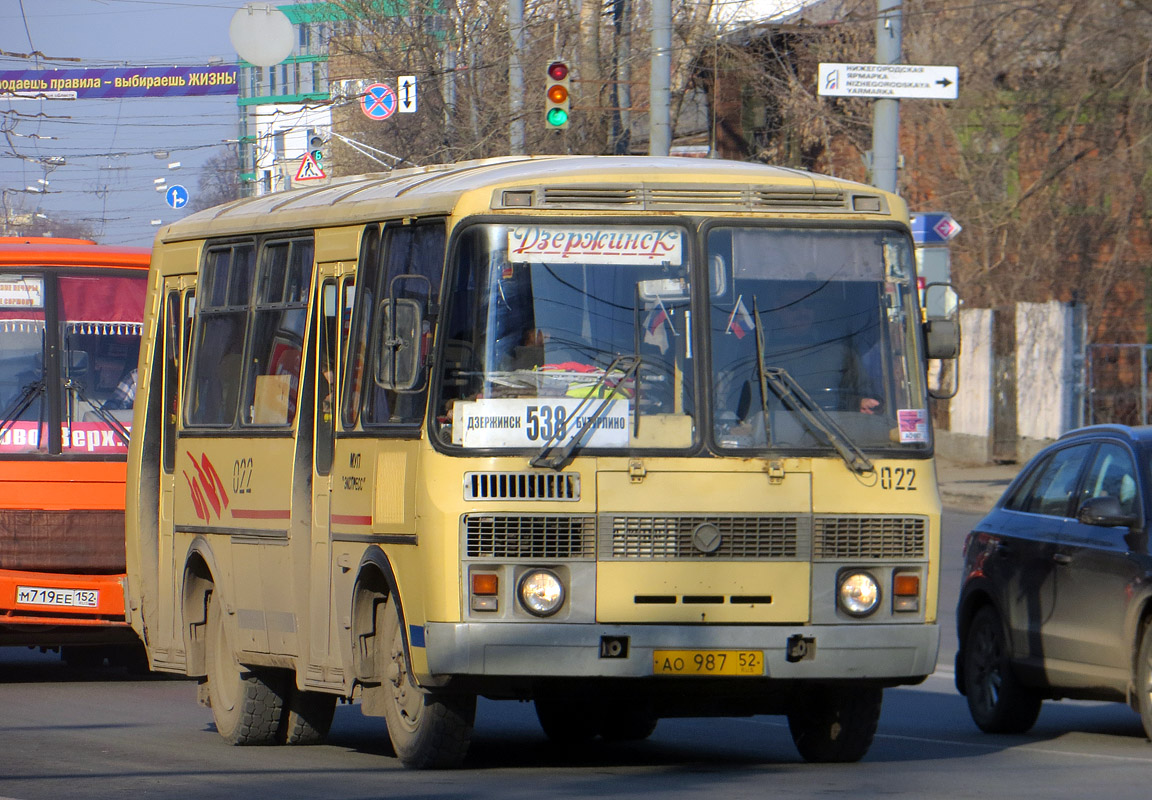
left=2, top=508, right=1151, bottom=799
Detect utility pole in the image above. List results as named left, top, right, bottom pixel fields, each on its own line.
left=508, top=0, right=525, bottom=155
left=649, top=0, right=671, bottom=156
left=870, top=0, right=903, bottom=193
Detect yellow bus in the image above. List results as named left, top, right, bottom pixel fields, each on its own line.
left=125, top=155, right=959, bottom=768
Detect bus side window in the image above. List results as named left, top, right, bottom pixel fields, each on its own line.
left=162, top=290, right=182, bottom=474
left=342, top=226, right=380, bottom=429
left=242, top=238, right=314, bottom=426
left=187, top=244, right=254, bottom=426
left=361, top=222, right=445, bottom=428
left=316, top=279, right=338, bottom=475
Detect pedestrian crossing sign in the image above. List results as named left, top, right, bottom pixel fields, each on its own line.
left=295, top=151, right=326, bottom=181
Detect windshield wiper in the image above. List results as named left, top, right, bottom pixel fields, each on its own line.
left=750, top=298, right=871, bottom=473
left=0, top=379, right=45, bottom=443
left=759, top=367, right=873, bottom=474
left=65, top=378, right=131, bottom=445
left=530, top=354, right=641, bottom=471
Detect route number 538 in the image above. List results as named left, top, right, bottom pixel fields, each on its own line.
left=525, top=405, right=568, bottom=441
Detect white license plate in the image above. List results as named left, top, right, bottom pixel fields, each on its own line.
left=15, top=586, right=99, bottom=608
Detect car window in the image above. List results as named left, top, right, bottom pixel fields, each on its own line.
left=1011, top=444, right=1091, bottom=517
left=1081, top=442, right=1140, bottom=518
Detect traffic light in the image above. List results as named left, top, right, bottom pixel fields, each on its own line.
left=545, top=60, right=570, bottom=129
left=309, top=135, right=326, bottom=165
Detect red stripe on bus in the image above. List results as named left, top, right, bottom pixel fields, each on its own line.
left=331, top=514, right=373, bottom=526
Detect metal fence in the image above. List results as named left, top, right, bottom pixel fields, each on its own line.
left=1086, top=344, right=1152, bottom=426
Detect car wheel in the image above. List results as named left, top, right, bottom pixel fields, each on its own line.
left=962, top=606, right=1042, bottom=734
left=787, top=684, right=882, bottom=763
left=205, top=593, right=285, bottom=745
left=378, top=597, right=475, bottom=768
left=1136, top=624, right=1152, bottom=741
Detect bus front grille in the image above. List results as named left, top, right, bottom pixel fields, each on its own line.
left=599, top=515, right=802, bottom=560
left=464, top=514, right=597, bottom=559
left=812, top=516, right=927, bottom=559
left=463, top=471, right=580, bottom=501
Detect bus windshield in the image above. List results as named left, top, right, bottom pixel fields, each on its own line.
left=434, top=222, right=927, bottom=456
left=0, top=271, right=145, bottom=455
left=435, top=223, right=695, bottom=451
left=708, top=227, right=928, bottom=453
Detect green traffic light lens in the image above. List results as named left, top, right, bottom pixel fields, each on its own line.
left=546, top=108, right=569, bottom=127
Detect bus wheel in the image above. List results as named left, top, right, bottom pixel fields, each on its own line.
left=534, top=696, right=598, bottom=743
left=61, top=645, right=106, bottom=669
left=281, top=688, right=337, bottom=745
left=379, top=597, right=475, bottom=768
left=205, top=594, right=285, bottom=745
left=597, top=699, right=658, bottom=742
left=962, top=606, right=1041, bottom=734
left=786, top=684, right=882, bottom=763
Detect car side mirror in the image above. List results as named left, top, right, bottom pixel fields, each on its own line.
left=1077, top=495, right=1139, bottom=529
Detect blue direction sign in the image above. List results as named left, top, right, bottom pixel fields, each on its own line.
left=165, top=184, right=189, bottom=210
left=910, top=212, right=961, bottom=244
left=361, top=83, right=397, bottom=120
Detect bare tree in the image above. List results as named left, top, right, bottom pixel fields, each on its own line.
left=323, top=0, right=725, bottom=169
left=190, top=148, right=243, bottom=212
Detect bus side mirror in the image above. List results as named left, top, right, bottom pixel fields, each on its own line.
left=374, top=298, right=423, bottom=392
left=923, top=283, right=961, bottom=359
left=925, top=318, right=960, bottom=359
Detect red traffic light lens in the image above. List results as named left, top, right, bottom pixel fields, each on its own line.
left=547, top=62, right=569, bottom=81
left=547, top=85, right=568, bottom=104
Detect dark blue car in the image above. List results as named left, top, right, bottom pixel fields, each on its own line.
left=955, top=424, right=1152, bottom=737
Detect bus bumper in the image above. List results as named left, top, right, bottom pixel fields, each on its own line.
left=0, top=569, right=129, bottom=628
left=422, top=621, right=940, bottom=682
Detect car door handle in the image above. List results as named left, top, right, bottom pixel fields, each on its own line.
left=1052, top=553, right=1072, bottom=565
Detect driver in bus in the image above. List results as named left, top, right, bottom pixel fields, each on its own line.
left=723, top=291, right=882, bottom=444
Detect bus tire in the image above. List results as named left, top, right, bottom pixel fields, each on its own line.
left=379, top=597, right=475, bottom=768
left=597, top=700, right=658, bottom=742
left=534, top=696, right=598, bottom=743
left=962, top=606, right=1042, bottom=734
left=787, top=684, right=882, bottom=763
left=205, top=594, right=285, bottom=745
left=281, top=688, right=337, bottom=745
left=61, top=645, right=106, bottom=669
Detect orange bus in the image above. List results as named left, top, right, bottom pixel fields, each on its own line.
left=0, top=237, right=149, bottom=666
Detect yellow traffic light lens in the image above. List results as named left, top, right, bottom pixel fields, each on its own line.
left=547, top=85, right=568, bottom=104
left=546, top=108, right=569, bottom=127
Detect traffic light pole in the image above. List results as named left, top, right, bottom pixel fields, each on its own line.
left=870, top=0, right=903, bottom=193
left=649, top=0, right=671, bottom=156
left=509, top=0, right=525, bottom=154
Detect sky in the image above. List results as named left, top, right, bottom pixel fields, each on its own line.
left=0, top=0, right=809, bottom=248
left=0, top=0, right=241, bottom=246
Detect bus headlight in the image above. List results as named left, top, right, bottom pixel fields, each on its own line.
left=518, top=569, right=565, bottom=617
left=838, top=571, right=880, bottom=617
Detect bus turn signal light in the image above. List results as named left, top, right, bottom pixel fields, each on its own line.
left=893, top=572, right=920, bottom=612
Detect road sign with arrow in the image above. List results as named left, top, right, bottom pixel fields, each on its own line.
left=818, top=63, right=959, bottom=100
